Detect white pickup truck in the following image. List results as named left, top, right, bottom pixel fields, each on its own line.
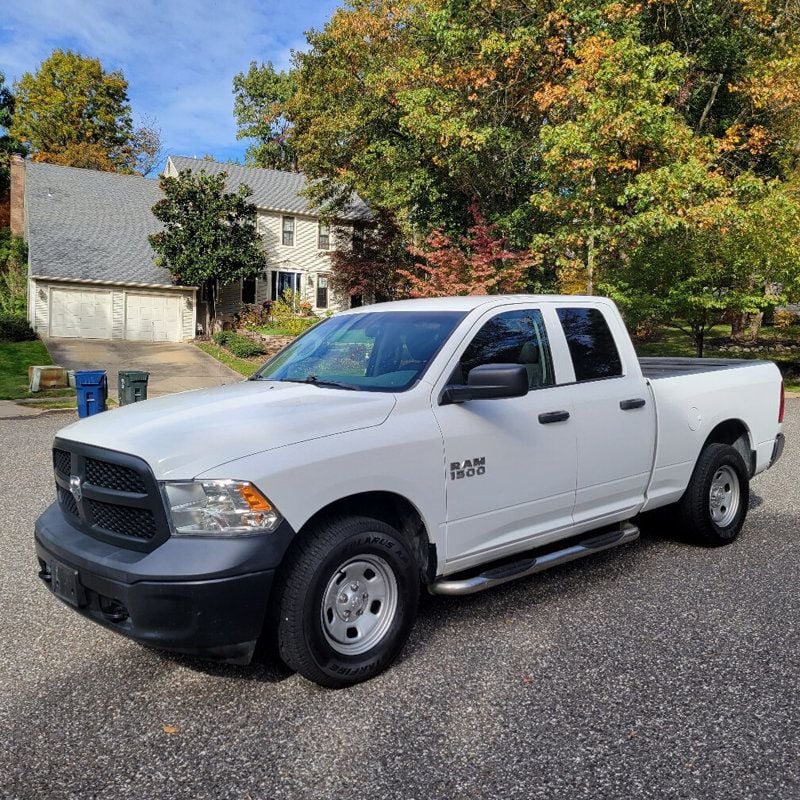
left=35, top=295, right=786, bottom=687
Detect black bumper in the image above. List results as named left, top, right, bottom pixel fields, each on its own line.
left=770, top=433, right=786, bottom=468
left=34, top=502, right=296, bottom=664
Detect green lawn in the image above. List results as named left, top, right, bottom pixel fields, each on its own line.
left=196, top=342, right=261, bottom=377
left=634, top=324, right=800, bottom=393
left=0, top=339, right=54, bottom=399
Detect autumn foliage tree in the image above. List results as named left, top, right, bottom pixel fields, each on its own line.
left=280, top=0, right=800, bottom=351
left=11, top=50, right=162, bottom=175
left=399, top=204, right=533, bottom=298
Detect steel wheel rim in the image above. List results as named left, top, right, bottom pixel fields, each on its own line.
left=321, top=554, right=398, bottom=656
left=709, top=465, right=740, bottom=527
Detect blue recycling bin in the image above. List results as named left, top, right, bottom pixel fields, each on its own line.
left=75, top=370, right=108, bottom=418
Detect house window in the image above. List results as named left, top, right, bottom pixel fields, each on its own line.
left=282, top=216, right=295, bottom=246
left=316, top=275, right=329, bottom=309
left=318, top=221, right=331, bottom=250
left=242, top=276, right=257, bottom=305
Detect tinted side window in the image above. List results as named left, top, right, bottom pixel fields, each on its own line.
left=557, top=307, right=622, bottom=381
left=457, top=309, right=555, bottom=389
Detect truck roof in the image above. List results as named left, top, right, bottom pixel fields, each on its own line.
left=338, top=295, right=613, bottom=315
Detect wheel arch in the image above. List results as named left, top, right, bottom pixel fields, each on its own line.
left=701, top=418, right=755, bottom=476
left=296, top=491, right=436, bottom=584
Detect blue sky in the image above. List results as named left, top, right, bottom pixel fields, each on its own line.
left=0, top=0, right=341, bottom=166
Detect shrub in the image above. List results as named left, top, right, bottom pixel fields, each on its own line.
left=212, top=330, right=234, bottom=346
left=0, top=314, right=37, bottom=342
left=238, top=303, right=270, bottom=327
left=213, top=330, right=265, bottom=358
left=774, top=308, right=797, bottom=329
left=225, top=334, right=266, bottom=358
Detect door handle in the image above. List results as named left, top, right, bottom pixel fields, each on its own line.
left=539, top=410, right=570, bottom=424
left=620, top=398, right=646, bottom=410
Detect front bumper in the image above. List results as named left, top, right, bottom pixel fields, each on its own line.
left=34, top=502, right=296, bottom=663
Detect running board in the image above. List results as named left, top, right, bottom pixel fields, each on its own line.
left=430, top=523, right=640, bottom=596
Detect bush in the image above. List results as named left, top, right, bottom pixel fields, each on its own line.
left=0, top=314, right=37, bottom=342
left=212, top=330, right=234, bottom=346
left=774, top=308, right=798, bottom=329
left=213, top=330, right=265, bottom=358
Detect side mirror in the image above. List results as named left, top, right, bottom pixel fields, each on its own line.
left=439, top=364, right=529, bottom=405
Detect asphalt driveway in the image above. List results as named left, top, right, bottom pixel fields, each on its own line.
left=1, top=405, right=798, bottom=799
left=45, top=338, right=241, bottom=398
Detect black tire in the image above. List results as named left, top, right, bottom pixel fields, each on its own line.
left=275, top=515, right=420, bottom=688
left=679, top=443, right=749, bottom=547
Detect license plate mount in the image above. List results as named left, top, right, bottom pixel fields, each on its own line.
left=51, top=560, right=84, bottom=608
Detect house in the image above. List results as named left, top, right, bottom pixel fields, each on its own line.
left=13, top=157, right=196, bottom=342
left=10, top=154, right=370, bottom=342
left=164, top=157, right=372, bottom=325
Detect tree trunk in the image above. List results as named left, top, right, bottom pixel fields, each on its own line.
left=747, top=311, right=764, bottom=340
left=730, top=312, right=747, bottom=340
left=695, top=329, right=705, bottom=358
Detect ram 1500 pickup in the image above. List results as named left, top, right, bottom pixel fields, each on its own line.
left=35, top=295, right=786, bottom=687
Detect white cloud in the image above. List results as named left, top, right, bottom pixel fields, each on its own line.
left=0, top=0, right=340, bottom=160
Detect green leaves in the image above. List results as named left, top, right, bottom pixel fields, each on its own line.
left=232, top=62, right=298, bottom=171
left=149, top=169, right=265, bottom=307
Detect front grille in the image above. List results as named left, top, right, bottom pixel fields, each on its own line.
left=85, top=458, right=146, bottom=493
left=52, top=439, right=169, bottom=552
left=85, top=499, right=157, bottom=540
left=57, top=486, right=78, bottom=517
left=53, top=448, right=71, bottom=476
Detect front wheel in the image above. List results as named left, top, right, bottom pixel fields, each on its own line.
left=276, top=515, right=419, bottom=688
left=679, top=443, right=750, bottom=546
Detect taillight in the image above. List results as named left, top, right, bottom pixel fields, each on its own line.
left=779, top=380, right=785, bottom=424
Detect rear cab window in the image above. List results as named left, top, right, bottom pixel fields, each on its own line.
left=556, top=307, right=623, bottom=382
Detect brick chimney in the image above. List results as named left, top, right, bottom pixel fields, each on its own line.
left=10, top=155, right=26, bottom=238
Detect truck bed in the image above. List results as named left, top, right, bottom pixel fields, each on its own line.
left=638, top=356, right=771, bottom=380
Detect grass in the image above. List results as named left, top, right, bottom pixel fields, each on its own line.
left=634, top=323, right=800, bottom=392
left=196, top=342, right=261, bottom=378
left=0, top=339, right=55, bottom=399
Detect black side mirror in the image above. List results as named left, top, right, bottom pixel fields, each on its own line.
left=439, top=364, right=529, bottom=405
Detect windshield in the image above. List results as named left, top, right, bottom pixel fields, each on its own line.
left=252, top=310, right=466, bottom=391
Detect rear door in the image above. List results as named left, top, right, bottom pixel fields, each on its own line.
left=432, top=304, right=577, bottom=567
left=555, top=304, right=655, bottom=524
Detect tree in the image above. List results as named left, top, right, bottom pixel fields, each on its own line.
left=0, top=72, right=26, bottom=192
left=609, top=174, right=800, bottom=355
left=233, top=62, right=298, bottom=170
left=399, top=203, right=533, bottom=297
left=11, top=50, right=161, bottom=175
left=127, top=115, right=164, bottom=177
left=149, top=169, right=265, bottom=330
left=329, top=213, right=408, bottom=302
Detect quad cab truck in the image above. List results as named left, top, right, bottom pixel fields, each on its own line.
left=35, top=296, right=786, bottom=687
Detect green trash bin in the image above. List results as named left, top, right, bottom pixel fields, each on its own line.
left=118, top=370, right=150, bottom=405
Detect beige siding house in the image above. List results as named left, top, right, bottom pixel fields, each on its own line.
left=165, top=157, right=372, bottom=326
left=15, top=158, right=196, bottom=342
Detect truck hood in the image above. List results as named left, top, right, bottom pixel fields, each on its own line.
left=56, top=381, right=396, bottom=479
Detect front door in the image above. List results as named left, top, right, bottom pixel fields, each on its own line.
left=432, top=306, right=577, bottom=567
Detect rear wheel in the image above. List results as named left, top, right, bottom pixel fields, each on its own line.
left=276, top=515, right=419, bottom=688
left=679, top=443, right=749, bottom=546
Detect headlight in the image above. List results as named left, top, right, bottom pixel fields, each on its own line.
left=161, top=480, right=282, bottom=536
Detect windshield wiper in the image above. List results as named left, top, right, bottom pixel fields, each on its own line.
left=287, top=375, right=361, bottom=391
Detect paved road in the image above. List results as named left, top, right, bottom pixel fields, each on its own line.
left=45, top=338, right=240, bottom=398
left=1, top=406, right=798, bottom=800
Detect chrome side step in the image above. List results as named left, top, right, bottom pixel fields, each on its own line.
left=430, top=522, right=640, bottom=596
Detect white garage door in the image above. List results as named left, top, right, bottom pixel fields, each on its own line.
left=50, top=288, right=113, bottom=339
left=124, top=292, right=183, bottom=342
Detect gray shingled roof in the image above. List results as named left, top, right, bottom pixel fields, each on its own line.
left=26, top=161, right=172, bottom=285
left=168, top=156, right=372, bottom=222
